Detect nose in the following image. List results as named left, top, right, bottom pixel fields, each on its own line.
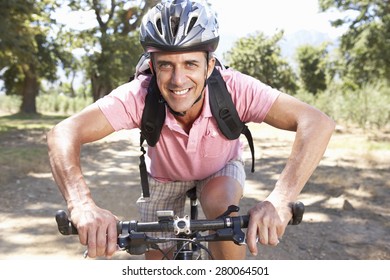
left=171, top=67, right=186, bottom=87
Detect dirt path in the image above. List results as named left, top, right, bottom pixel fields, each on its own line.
left=0, top=125, right=389, bottom=260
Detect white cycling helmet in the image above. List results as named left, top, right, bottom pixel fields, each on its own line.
left=140, top=0, right=219, bottom=53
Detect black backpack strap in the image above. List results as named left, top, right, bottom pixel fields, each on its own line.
left=140, top=75, right=166, bottom=146
left=139, top=76, right=166, bottom=198
left=208, top=68, right=255, bottom=172
left=208, top=68, right=243, bottom=139
left=241, top=125, right=255, bottom=173
left=139, top=135, right=150, bottom=198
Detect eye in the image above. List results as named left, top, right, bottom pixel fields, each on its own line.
left=158, top=62, right=172, bottom=71
left=186, top=61, right=198, bottom=69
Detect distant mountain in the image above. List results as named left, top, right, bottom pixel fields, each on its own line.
left=279, top=29, right=338, bottom=64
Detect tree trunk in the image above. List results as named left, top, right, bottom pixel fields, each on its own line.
left=91, top=72, right=111, bottom=102
left=69, top=70, right=76, bottom=98
left=20, top=64, right=39, bottom=114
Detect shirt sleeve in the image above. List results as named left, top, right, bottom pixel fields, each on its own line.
left=221, top=68, right=281, bottom=123
left=95, top=75, right=150, bottom=131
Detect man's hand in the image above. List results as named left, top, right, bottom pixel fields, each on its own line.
left=246, top=200, right=292, bottom=256
left=69, top=204, right=118, bottom=258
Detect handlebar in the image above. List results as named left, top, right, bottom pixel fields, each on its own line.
left=55, top=202, right=304, bottom=252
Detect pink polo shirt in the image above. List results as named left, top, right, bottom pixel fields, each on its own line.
left=96, top=67, right=280, bottom=182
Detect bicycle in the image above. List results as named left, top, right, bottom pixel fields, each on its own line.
left=55, top=187, right=305, bottom=260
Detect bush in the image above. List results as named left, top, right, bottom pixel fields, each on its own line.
left=36, top=93, right=92, bottom=114
left=294, top=81, right=390, bottom=130
left=0, top=95, right=22, bottom=114
left=2, top=82, right=389, bottom=131
left=0, top=94, right=93, bottom=115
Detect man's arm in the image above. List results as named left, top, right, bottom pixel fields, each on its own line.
left=246, top=92, right=335, bottom=256
left=47, top=103, right=118, bottom=258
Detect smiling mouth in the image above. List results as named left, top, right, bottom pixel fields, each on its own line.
left=171, top=88, right=190, bottom=96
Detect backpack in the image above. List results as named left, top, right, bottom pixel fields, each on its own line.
left=134, top=54, right=255, bottom=198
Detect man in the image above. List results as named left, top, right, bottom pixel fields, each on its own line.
left=47, top=0, right=335, bottom=260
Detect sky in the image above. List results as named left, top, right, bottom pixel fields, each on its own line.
left=207, top=0, right=349, bottom=56
left=209, top=0, right=345, bottom=37
left=54, top=0, right=350, bottom=56
left=56, top=0, right=347, bottom=35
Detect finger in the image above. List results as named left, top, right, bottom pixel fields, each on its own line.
left=77, top=225, right=88, bottom=246
left=268, top=227, right=279, bottom=246
left=246, top=218, right=259, bottom=256
left=258, top=220, right=269, bottom=245
left=87, top=227, right=97, bottom=258
left=96, top=225, right=108, bottom=257
left=106, top=222, right=118, bottom=258
left=276, top=221, right=287, bottom=238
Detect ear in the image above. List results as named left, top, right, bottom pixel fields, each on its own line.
left=206, top=57, right=216, bottom=78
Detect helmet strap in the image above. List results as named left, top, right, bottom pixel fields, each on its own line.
left=152, top=53, right=210, bottom=117
left=167, top=88, right=204, bottom=117
left=168, top=67, right=208, bottom=117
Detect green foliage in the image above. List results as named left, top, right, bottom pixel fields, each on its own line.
left=37, top=94, right=93, bottom=114
left=0, top=95, right=22, bottom=115
left=67, top=0, right=159, bottom=101
left=87, top=31, right=143, bottom=91
left=0, top=0, right=157, bottom=112
left=295, top=80, right=390, bottom=130
left=1, top=0, right=388, bottom=133
left=0, top=0, right=71, bottom=113
left=295, top=44, right=329, bottom=95
left=319, top=0, right=390, bottom=88
left=224, top=31, right=298, bottom=94
left=0, top=0, right=36, bottom=68
left=0, top=0, right=64, bottom=81
left=0, top=94, right=92, bottom=116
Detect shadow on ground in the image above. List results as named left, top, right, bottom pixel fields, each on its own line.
left=0, top=128, right=389, bottom=260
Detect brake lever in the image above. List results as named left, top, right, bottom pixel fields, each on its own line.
left=216, top=205, right=240, bottom=219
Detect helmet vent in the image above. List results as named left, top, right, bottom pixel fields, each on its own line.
left=170, top=16, right=180, bottom=37
left=156, top=18, right=162, bottom=35
left=140, top=0, right=219, bottom=52
left=187, top=17, right=197, bottom=33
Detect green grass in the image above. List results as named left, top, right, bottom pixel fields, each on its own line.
left=0, top=113, right=66, bottom=185
left=0, top=94, right=92, bottom=116
left=0, top=146, right=48, bottom=170
left=0, top=113, right=67, bottom=133
left=0, top=145, right=50, bottom=186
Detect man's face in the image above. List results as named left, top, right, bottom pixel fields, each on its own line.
left=151, top=51, right=215, bottom=114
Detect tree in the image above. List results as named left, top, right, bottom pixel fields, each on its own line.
left=319, top=0, right=390, bottom=88
left=295, top=44, right=329, bottom=95
left=0, top=0, right=70, bottom=114
left=224, top=31, right=297, bottom=94
left=67, top=0, right=159, bottom=101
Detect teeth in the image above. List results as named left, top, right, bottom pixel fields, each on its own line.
left=172, top=89, right=189, bottom=95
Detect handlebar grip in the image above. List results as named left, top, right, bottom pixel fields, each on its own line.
left=238, top=201, right=304, bottom=228
left=55, top=210, right=123, bottom=235
left=55, top=210, right=78, bottom=235
left=289, top=201, right=305, bottom=225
